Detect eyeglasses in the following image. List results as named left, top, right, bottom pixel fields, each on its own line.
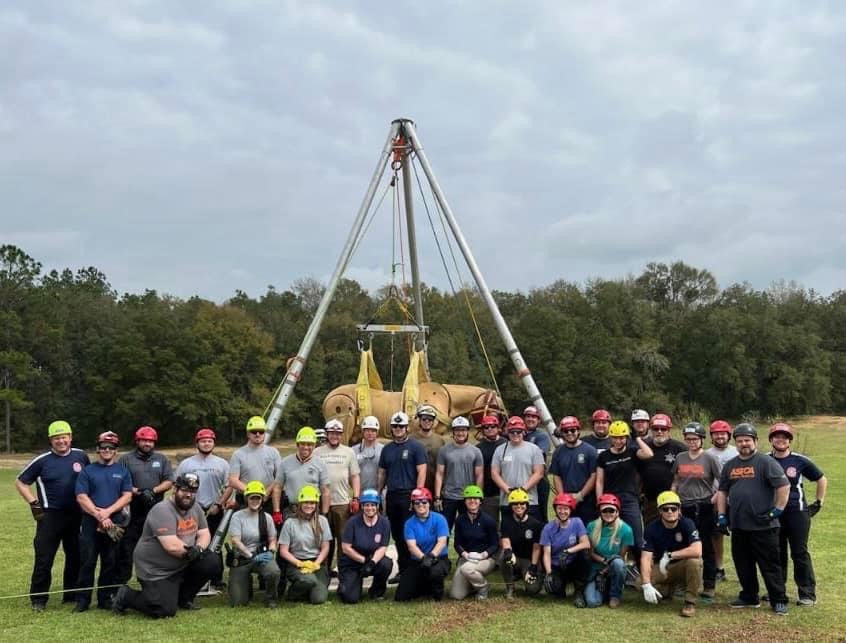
left=248, top=430, right=265, bottom=435
left=98, top=445, right=117, bottom=451
left=660, top=506, right=680, bottom=513
left=600, top=507, right=618, bottom=514
left=412, top=500, right=429, bottom=506
left=652, top=428, right=669, bottom=432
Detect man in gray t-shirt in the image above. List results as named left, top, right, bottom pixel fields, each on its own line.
left=491, top=417, right=545, bottom=522
left=115, top=474, right=220, bottom=618
left=228, top=423, right=283, bottom=508
left=352, top=416, right=383, bottom=491
left=434, top=417, right=483, bottom=530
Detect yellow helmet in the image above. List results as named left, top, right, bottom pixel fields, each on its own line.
left=298, top=485, right=320, bottom=503
left=48, top=420, right=72, bottom=438
left=244, top=480, right=267, bottom=498
left=657, top=490, right=682, bottom=508
left=507, top=488, right=530, bottom=504
left=246, top=416, right=267, bottom=432
left=296, top=426, right=317, bottom=444
left=608, top=420, right=630, bottom=438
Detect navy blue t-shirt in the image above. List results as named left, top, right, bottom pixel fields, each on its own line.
left=75, top=461, right=133, bottom=508
left=340, top=512, right=391, bottom=561
left=642, top=516, right=700, bottom=558
left=18, top=448, right=90, bottom=510
left=453, top=511, right=499, bottom=557
left=378, top=438, right=427, bottom=491
left=549, top=442, right=598, bottom=494
left=769, top=452, right=824, bottom=510
left=583, top=434, right=611, bottom=454
left=526, top=430, right=552, bottom=457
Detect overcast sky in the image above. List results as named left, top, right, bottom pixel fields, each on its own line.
left=3, top=1, right=845, bottom=302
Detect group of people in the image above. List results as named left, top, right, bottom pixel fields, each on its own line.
left=16, top=406, right=826, bottom=618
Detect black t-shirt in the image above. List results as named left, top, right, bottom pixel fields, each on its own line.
left=638, top=439, right=686, bottom=499
left=477, top=438, right=506, bottom=497
left=598, top=444, right=640, bottom=498
left=500, top=512, right=543, bottom=560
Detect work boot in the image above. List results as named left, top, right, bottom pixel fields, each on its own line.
left=112, top=586, right=129, bottom=615
left=72, top=600, right=89, bottom=613
left=680, top=602, right=696, bottom=618
left=476, top=585, right=489, bottom=600
left=609, top=597, right=621, bottom=609
left=31, top=603, right=46, bottom=613
left=504, top=584, right=515, bottom=600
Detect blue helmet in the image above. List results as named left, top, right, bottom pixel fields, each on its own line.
left=360, top=488, right=381, bottom=505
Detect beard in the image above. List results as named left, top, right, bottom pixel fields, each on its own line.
left=174, top=492, right=196, bottom=511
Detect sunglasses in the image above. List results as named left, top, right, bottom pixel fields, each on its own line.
left=652, top=427, right=669, bottom=432
left=660, top=506, right=680, bottom=513
left=98, top=445, right=117, bottom=451
left=511, top=502, right=529, bottom=507
left=412, top=500, right=429, bottom=506
left=248, top=430, right=266, bottom=435
left=508, top=430, right=524, bottom=436
left=561, top=428, right=579, bottom=434
left=600, top=507, right=618, bottom=514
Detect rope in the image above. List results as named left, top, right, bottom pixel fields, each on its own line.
left=0, top=583, right=125, bottom=601
left=410, top=156, right=503, bottom=400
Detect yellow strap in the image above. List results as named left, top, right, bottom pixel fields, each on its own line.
left=401, top=350, right=427, bottom=416
left=356, top=349, right=383, bottom=418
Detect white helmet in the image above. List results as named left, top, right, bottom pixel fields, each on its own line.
left=324, top=418, right=344, bottom=432
left=631, top=409, right=650, bottom=422
left=451, top=416, right=470, bottom=429
left=416, top=404, right=437, bottom=419
left=361, top=415, right=380, bottom=430
left=390, top=411, right=410, bottom=426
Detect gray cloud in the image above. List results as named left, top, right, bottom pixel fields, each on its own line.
left=2, top=1, right=844, bottom=301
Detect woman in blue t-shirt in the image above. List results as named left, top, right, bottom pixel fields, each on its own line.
left=540, top=493, right=590, bottom=606
left=584, top=493, right=634, bottom=608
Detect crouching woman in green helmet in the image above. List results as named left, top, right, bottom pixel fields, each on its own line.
left=228, top=481, right=280, bottom=608
left=277, top=485, right=332, bottom=604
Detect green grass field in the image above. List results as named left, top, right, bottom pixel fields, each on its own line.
left=1, top=417, right=843, bottom=642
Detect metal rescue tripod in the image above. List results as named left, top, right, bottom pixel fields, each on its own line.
left=210, top=118, right=557, bottom=552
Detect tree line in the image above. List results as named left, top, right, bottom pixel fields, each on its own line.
left=2, top=244, right=844, bottom=451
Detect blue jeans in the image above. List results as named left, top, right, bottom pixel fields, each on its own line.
left=584, top=557, right=626, bottom=607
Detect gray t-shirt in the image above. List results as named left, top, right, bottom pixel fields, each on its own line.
left=707, top=445, right=738, bottom=472
left=229, top=509, right=275, bottom=555
left=673, top=451, right=721, bottom=504
left=229, top=444, right=283, bottom=488
left=315, top=444, right=360, bottom=505
left=719, top=451, right=789, bottom=530
left=492, top=441, right=545, bottom=505
left=275, top=455, right=329, bottom=504
left=353, top=441, right=383, bottom=491
left=437, top=442, right=483, bottom=500
left=176, top=453, right=230, bottom=509
left=133, top=499, right=207, bottom=581
left=278, top=515, right=332, bottom=559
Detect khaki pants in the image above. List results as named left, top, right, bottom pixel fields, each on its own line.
left=326, top=504, right=351, bottom=571
left=450, top=558, right=497, bottom=599
left=651, top=557, right=703, bottom=604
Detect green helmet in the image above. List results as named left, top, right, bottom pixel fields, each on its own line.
left=48, top=420, right=72, bottom=438
left=244, top=480, right=267, bottom=498
left=296, top=426, right=317, bottom=444
left=298, top=485, right=320, bottom=503
left=246, top=416, right=267, bottom=432
left=463, top=484, right=484, bottom=499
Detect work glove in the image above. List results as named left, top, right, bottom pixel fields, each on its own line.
left=524, top=564, right=538, bottom=584
left=467, top=552, right=483, bottom=562
left=253, top=551, right=274, bottom=565
left=543, top=573, right=555, bottom=594
left=299, top=560, right=320, bottom=574
left=715, top=513, right=730, bottom=535
left=658, top=552, right=672, bottom=577
left=502, top=548, right=515, bottom=566
left=349, top=498, right=360, bottom=514
left=433, top=498, right=444, bottom=513
left=642, top=582, right=663, bottom=604
left=272, top=511, right=284, bottom=527
left=141, top=488, right=158, bottom=508
left=361, top=557, right=375, bottom=576
left=558, top=550, right=571, bottom=568
left=808, top=500, right=822, bottom=518
left=184, top=545, right=204, bottom=562
left=29, top=500, right=45, bottom=522
left=105, top=524, right=125, bottom=542
left=761, top=507, right=784, bottom=521
left=420, top=554, right=435, bottom=569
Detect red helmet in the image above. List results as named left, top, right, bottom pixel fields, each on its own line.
left=480, top=415, right=500, bottom=427
left=195, top=428, right=216, bottom=442
left=768, top=422, right=794, bottom=439
left=558, top=416, right=581, bottom=430
left=505, top=416, right=527, bottom=432
left=523, top=405, right=540, bottom=418
left=709, top=420, right=732, bottom=434
left=97, top=431, right=120, bottom=446
left=553, top=493, right=577, bottom=510
left=650, top=413, right=672, bottom=429
left=591, top=409, right=611, bottom=423
left=597, top=493, right=621, bottom=511
left=410, top=487, right=433, bottom=503
left=134, top=426, right=158, bottom=442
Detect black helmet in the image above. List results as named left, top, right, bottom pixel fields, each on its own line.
left=733, top=423, right=758, bottom=440
left=683, top=422, right=706, bottom=439
left=174, top=472, right=200, bottom=492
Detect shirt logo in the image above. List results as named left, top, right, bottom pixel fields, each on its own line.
left=504, top=455, right=513, bottom=462
left=525, top=529, right=533, bottom=539
left=577, top=454, right=585, bottom=464
left=176, top=517, right=198, bottom=538
left=729, top=465, right=755, bottom=479
left=664, top=453, right=676, bottom=464
left=675, top=532, right=683, bottom=543
left=402, top=450, right=409, bottom=460
left=374, top=533, right=382, bottom=544
left=786, top=466, right=798, bottom=478
left=152, top=461, right=161, bottom=468
left=73, top=462, right=82, bottom=472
